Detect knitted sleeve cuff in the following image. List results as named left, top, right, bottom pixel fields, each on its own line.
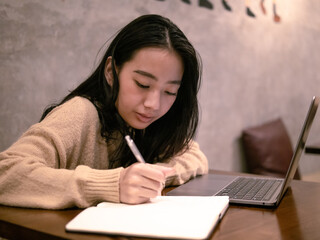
left=75, top=166, right=123, bottom=205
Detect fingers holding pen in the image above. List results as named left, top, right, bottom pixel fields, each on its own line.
left=119, top=163, right=174, bottom=204
left=119, top=163, right=160, bottom=204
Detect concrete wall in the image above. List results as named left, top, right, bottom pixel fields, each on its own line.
left=1, top=0, right=319, bottom=176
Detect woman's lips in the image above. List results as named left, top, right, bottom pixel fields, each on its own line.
left=136, top=112, right=154, bottom=123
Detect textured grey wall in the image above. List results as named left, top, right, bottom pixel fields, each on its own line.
left=1, top=0, right=319, bottom=176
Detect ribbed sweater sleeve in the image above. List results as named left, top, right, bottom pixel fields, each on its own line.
left=0, top=97, right=123, bottom=209
left=156, top=141, right=209, bottom=186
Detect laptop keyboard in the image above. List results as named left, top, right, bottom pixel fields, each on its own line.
left=216, top=177, right=282, bottom=201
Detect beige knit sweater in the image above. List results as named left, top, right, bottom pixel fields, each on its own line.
left=0, top=97, right=208, bottom=209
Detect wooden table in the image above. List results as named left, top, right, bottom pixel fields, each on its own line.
left=1, top=173, right=320, bottom=240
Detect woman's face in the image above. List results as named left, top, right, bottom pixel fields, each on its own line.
left=108, top=47, right=184, bottom=129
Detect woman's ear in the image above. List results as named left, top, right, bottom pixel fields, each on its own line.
left=104, top=56, right=114, bottom=87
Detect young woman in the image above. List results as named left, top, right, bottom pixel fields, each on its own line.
left=0, top=14, right=208, bottom=209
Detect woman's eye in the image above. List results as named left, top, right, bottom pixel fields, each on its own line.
left=135, top=80, right=149, bottom=89
left=165, top=91, right=177, bottom=96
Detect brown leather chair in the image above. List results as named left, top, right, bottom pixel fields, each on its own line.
left=242, top=118, right=300, bottom=179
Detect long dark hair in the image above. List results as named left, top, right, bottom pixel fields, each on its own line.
left=41, top=14, right=202, bottom=168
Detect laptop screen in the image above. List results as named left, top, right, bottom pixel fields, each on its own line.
left=277, top=96, right=319, bottom=204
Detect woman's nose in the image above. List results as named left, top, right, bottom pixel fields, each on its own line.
left=143, top=90, right=160, bottom=110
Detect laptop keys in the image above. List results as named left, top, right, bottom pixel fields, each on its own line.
left=217, top=177, right=282, bottom=201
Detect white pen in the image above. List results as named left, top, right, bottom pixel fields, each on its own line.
left=125, top=135, right=146, bottom=163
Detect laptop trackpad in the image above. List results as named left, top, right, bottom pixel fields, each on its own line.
left=166, top=174, right=237, bottom=196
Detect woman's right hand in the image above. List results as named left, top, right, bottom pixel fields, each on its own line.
left=119, top=163, right=175, bottom=204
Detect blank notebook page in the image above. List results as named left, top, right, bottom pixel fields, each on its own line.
left=65, top=196, right=229, bottom=240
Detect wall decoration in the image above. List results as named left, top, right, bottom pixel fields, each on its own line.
left=155, top=0, right=281, bottom=23
left=182, top=0, right=213, bottom=10
left=260, top=0, right=281, bottom=22
left=245, top=0, right=256, bottom=18
left=222, top=0, right=232, bottom=11
left=156, top=0, right=214, bottom=9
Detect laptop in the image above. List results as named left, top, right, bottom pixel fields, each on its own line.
left=167, top=96, right=319, bottom=207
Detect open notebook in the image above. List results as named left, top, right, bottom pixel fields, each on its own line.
left=65, top=196, right=229, bottom=240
